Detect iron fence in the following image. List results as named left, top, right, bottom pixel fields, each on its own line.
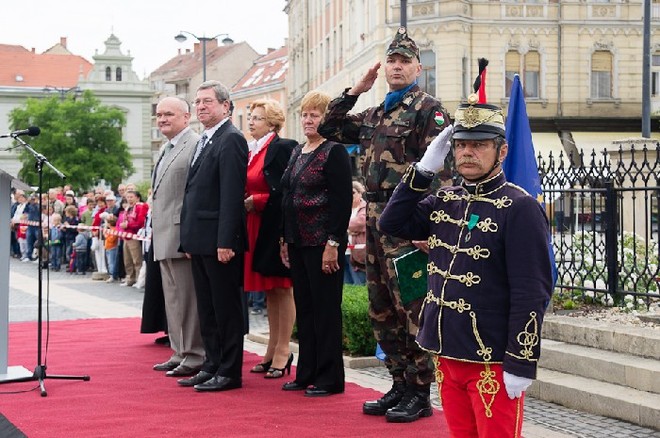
left=539, top=142, right=660, bottom=310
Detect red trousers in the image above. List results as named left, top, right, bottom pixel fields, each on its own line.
left=437, top=357, right=524, bottom=438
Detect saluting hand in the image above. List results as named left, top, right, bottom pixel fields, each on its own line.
left=348, top=62, right=381, bottom=96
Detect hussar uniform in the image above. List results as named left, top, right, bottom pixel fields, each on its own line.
left=379, top=98, right=553, bottom=436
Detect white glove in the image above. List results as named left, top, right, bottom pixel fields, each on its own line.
left=503, top=371, right=533, bottom=399
left=418, top=124, right=454, bottom=174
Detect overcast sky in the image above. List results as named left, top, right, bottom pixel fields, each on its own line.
left=1, top=0, right=289, bottom=79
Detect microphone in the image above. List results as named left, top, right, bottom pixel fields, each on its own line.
left=0, top=126, right=41, bottom=138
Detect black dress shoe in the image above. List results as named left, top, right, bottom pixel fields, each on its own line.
left=166, top=365, right=201, bottom=377
left=194, top=376, right=242, bottom=392
left=153, top=360, right=180, bottom=371
left=282, top=381, right=307, bottom=391
left=305, top=386, right=341, bottom=397
left=177, top=370, right=214, bottom=387
left=154, top=336, right=170, bottom=346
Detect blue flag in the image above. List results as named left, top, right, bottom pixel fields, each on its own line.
left=503, top=75, right=558, bottom=286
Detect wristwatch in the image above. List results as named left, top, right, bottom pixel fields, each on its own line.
left=326, top=239, right=340, bottom=247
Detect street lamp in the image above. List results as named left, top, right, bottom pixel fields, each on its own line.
left=174, top=31, right=234, bottom=82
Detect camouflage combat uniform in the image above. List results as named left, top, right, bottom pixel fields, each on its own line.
left=318, top=86, right=449, bottom=387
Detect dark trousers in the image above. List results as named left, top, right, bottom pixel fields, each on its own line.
left=75, top=250, right=87, bottom=273
left=27, top=226, right=39, bottom=260
left=190, top=254, right=244, bottom=379
left=288, top=243, right=345, bottom=393
left=10, top=230, right=20, bottom=257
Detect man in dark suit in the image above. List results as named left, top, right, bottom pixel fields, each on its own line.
left=178, top=80, right=248, bottom=392
left=151, top=96, right=205, bottom=378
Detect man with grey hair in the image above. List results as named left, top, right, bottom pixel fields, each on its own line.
left=151, top=96, right=205, bottom=378
left=178, top=81, right=248, bottom=392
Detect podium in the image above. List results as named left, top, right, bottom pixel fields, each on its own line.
left=0, top=167, right=33, bottom=382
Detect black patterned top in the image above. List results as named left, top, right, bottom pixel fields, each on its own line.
left=281, top=140, right=352, bottom=247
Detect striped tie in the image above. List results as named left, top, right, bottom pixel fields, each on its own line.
left=191, top=133, right=208, bottom=166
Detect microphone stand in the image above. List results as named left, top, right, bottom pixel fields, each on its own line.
left=1, top=135, right=90, bottom=396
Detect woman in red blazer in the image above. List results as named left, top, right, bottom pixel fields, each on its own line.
left=243, top=99, right=297, bottom=379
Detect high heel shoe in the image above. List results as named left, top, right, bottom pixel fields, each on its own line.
left=264, top=353, right=293, bottom=379
left=250, top=359, right=272, bottom=373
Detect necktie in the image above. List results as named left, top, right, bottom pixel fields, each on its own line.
left=191, top=133, right=208, bottom=166
left=155, top=142, right=173, bottom=182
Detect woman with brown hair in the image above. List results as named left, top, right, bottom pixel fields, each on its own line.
left=244, top=99, right=297, bottom=379
left=279, top=90, right=352, bottom=396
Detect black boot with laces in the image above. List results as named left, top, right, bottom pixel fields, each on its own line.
left=385, top=385, right=433, bottom=423
left=362, top=381, right=406, bottom=415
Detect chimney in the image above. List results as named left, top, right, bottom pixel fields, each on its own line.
left=194, top=42, right=200, bottom=53
left=60, top=37, right=67, bottom=48
left=178, top=48, right=181, bottom=55
left=31, top=48, right=35, bottom=54
left=206, top=39, right=219, bottom=50
left=267, top=48, right=275, bottom=53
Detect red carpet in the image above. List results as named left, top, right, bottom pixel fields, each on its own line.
left=1, top=318, right=449, bottom=437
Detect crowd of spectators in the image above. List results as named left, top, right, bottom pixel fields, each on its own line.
left=9, top=183, right=149, bottom=286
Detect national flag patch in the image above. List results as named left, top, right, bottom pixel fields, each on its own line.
left=434, top=111, right=444, bottom=126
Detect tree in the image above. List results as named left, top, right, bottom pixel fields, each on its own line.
left=8, top=90, right=134, bottom=191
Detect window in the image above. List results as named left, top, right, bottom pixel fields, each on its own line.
left=652, top=54, right=660, bottom=97
left=505, top=50, right=540, bottom=98
left=105, top=67, right=112, bottom=81
left=116, top=67, right=122, bottom=82
left=505, top=51, right=520, bottom=97
left=524, top=51, right=540, bottom=98
left=591, top=51, right=612, bottom=99
left=419, top=50, right=436, bottom=96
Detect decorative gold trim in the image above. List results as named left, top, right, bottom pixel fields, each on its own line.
left=476, top=363, right=499, bottom=418
left=433, top=356, right=444, bottom=406
left=476, top=217, right=498, bottom=233
left=470, top=311, right=493, bottom=362
left=507, top=311, right=540, bottom=361
left=402, top=165, right=430, bottom=192
left=428, top=262, right=481, bottom=287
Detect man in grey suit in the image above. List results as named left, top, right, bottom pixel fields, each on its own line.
left=151, top=97, right=205, bottom=377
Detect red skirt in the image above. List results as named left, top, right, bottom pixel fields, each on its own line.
left=244, top=210, right=292, bottom=291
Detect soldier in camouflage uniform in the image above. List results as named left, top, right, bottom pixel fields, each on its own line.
left=318, top=27, right=450, bottom=423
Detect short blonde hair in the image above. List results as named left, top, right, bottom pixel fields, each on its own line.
left=300, top=90, right=331, bottom=115
left=250, top=99, right=286, bottom=133
left=352, top=181, right=365, bottom=194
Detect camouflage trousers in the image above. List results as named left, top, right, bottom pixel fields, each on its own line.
left=366, top=202, right=434, bottom=387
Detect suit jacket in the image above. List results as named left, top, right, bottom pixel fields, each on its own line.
left=180, top=120, right=248, bottom=256
left=251, top=136, right=296, bottom=277
left=151, top=129, right=200, bottom=261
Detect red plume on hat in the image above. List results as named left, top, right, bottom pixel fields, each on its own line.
left=472, top=58, right=489, bottom=104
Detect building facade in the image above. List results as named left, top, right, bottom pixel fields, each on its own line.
left=0, top=35, right=152, bottom=185
left=285, top=0, right=660, bottom=154
left=231, top=46, right=291, bottom=140
left=149, top=40, right=260, bottom=156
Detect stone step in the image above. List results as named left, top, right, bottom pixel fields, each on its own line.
left=542, top=315, right=660, bottom=359
left=540, top=339, right=660, bottom=394
left=528, top=368, right=660, bottom=430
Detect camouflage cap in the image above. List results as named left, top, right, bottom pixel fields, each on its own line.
left=386, top=27, right=420, bottom=60
left=453, top=99, right=506, bottom=140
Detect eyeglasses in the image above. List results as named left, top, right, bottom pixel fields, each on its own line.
left=192, top=98, right=219, bottom=107
left=248, top=115, right=266, bottom=122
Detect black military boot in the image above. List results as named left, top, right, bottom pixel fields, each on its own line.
left=362, top=381, right=406, bottom=415
left=385, top=385, right=433, bottom=423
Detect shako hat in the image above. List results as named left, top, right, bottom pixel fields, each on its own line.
left=453, top=58, right=506, bottom=140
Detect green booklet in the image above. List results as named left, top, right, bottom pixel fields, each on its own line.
left=393, top=248, right=428, bottom=305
